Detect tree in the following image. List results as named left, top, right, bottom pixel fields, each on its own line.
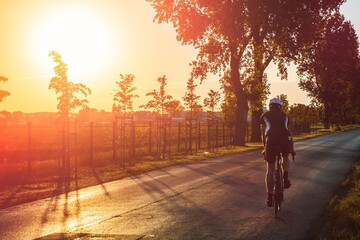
left=350, top=67, right=360, bottom=123
left=49, top=51, right=91, bottom=120
left=113, top=74, right=139, bottom=115
left=296, top=11, right=359, bottom=128
left=147, top=0, right=345, bottom=145
left=276, top=94, right=290, bottom=114
left=204, top=90, right=221, bottom=121
left=220, top=74, right=236, bottom=127
left=0, top=76, right=10, bottom=103
left=182, top=77, right=202, bottom=119
left=164, top=99, right=185, bottom=118
left=140, top=75, right=173, bottom=115
left=49, top=50, right=92, bottom=181
left=289, top=104, right=321, bottom=125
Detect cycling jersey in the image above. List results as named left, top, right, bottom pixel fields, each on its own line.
left=261, top=109, right=291, bottom=163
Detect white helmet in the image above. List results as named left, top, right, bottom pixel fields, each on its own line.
left=269, top=98, right=283, bottom=106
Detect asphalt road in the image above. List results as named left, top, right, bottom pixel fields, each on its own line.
left=1, top=129, right=360, bottom=240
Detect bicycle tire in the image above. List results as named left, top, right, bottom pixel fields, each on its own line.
left=273, top=145, right=283, bottom=218
left=274, top=194, right=282, bottom=218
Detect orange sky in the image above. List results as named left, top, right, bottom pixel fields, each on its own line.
left=0, top=0, right=359, bottom=113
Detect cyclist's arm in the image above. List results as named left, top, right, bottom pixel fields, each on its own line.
left=261, top=124, right=266, bottom=147
left=286, top=115, right=292, bottom=136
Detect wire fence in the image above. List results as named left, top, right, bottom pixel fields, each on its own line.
left=0, top=118, right=321, bottom=184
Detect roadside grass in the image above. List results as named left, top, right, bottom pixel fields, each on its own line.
left=0, top=124, right=359, bottom=210
left=126, top=142, right=263, bottom=175
left=311, top=159, right=360, bottom=240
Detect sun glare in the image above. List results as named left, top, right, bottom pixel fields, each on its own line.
left=34, top=8, right=113, bottom=82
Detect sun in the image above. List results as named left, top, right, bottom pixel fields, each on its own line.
left=33, top=8, right=113, bottom=83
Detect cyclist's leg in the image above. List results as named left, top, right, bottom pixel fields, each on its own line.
left=265, top=140, right=276, bottom=206
left=282, top=153, right=290, bottom=172
left=266, top=162, right=275, bottom=193
left=281, top=154, right=291, bottom=188
left=265, top=162, right=275, bottom=206
left=281, top=137, right=291, bottom=189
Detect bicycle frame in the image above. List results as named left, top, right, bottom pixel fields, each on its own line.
left=273, top=146, right=284, bottom=218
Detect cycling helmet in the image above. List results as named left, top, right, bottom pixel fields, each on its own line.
left=269, top=98, right=283, bottom=106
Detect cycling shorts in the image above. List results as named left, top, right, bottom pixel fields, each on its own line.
left=265, top=137, right=291, bottom=164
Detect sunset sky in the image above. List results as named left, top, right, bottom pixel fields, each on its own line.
left=0, top=0, right=359, bottom=113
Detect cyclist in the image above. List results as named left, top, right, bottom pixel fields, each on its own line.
left=261, top=98, right=293, bottom=207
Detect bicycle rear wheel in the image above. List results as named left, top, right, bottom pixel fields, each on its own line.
left=274, top=194, right=282, bottom=218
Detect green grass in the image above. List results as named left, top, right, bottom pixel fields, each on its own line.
left=311, top=160, right=360, bottom=240
left=126, top=143, right=262, bottom=174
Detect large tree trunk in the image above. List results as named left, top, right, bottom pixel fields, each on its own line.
left=250, top=109, right=262, bottom=142
left=230, top=48, right=249, bottom=146
left=233, top=92, right=249, bottom=146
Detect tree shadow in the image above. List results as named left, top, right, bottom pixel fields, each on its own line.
left=41, top=177, right=70, bottom=224
left=0, top=172, right=30, bottom=209
left=91, top=167, right=110, bottom=196
left=1, top=184, right=26, bottom=209
left=129, top=165, right=261, bottom=239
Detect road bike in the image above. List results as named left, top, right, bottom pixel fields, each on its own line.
left=273, top=145, right=284, bottom=218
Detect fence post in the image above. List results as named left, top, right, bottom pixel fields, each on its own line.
left=168, top=120, right=171, bottom=159
left=56, top=122, right=61, bottom=179
left=185, top=120, right=188, bottom=154
left=223, top=122, right=225, bottom=147
left=90, top=122, right=93, bottom=166
left=74, top=121, right=78, bottom=185
left=149, top=122, right=152, bottom=155
left=177, top=122, right=181, bottom=153
left=62, top=122, right=66, bottom=179
left=156, top=120, right=160, bottom=159
left=207, top=121, right=211, bottom=150
left=66, top=120, right=71, bottom=184
left=198, top=121, right=201, bottom=151
left=113, top=121, right=116, bottom=163
left=216, top=122, right=219, bottom=151
left=162, top=118, right=166, bottom=159
left=27, top=121, right=32, bottom=174
left=189, top=120, right=192, bottom=154
left=131, top=120, right=135, bottom=158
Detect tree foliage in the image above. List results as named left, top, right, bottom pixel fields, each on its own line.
left=204, top=89, right=221, bottom=121
left=140, top=75, right=173, bottom=115
left=182, top=77, right=202, bottom=119
left=146, top=0, right=345, bottom=145
left=220, top=74, right=236, bottom=127
left=276, top=94, right=290, bottom=114
left=0, top=76, right=10, bottom=103
left=113, top=74, right=139, bottom=115
left=48, top=51, right=91, bottom=119
left=288, top=104, right=322, bottom=124
left=164, top=99, right=185, bottom=117
left=296, top=11, right=359, bottom=127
